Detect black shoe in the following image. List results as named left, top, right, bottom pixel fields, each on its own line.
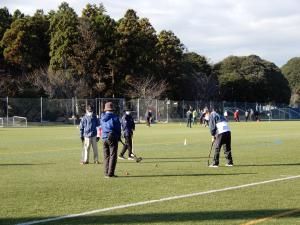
left=109, top=175, right=118, bottom=178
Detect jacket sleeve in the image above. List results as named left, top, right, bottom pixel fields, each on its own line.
left=209, top=114, right=217, bottom=136
left=114, top=117, right=122, bottom=140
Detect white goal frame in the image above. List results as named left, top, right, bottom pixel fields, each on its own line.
left=0, top=117, right=3, bottom=127
left=12, top=116, right=28, bottom=127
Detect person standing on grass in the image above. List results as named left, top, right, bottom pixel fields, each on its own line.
left=192, top=109, right=198, bottom=125
left=245, top=110, right=249, bottom=122
left=118, top=108, right=135, bottom=160
left=186, top=107, right=193, bottom=128
left=79, top=105, right=100, bottom=165
left=100, top=102, right=121, bottom=178
left=208, top=108, right=233, bottom=168
left=146, top=109, right=152, bottom=127
left=234, top=110, right=240, bottom=122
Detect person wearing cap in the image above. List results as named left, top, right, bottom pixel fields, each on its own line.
left=118, top=108, right=135, bottom=160
left=208, top=108, right=234, bottom=167
left=146, top=109, right=152, bottom=127
left=79, top=105, right=100, bottom=164
left=100, top=102, right=121, bottom=178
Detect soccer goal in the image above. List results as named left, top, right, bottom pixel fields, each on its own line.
left=0, top=117, right=3, bottom=127
left=12, top=116, right=28, bottom=127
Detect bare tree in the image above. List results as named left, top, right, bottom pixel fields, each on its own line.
left=31, top=67, right=89, bottom=98
left=126, top=76, right=168, bottom=105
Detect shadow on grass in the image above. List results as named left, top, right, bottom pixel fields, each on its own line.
left=118, top=172, right=256, bottom=178
left=145, top=157, right=207, bottom=160
left=0, top=163, right=55, bottom=166
left=235, top=163, right=300, bottom=167
left=2, top=209, right=299, bottom=225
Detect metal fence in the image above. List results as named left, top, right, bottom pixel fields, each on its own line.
left=1, top=97, right=300, bottom=126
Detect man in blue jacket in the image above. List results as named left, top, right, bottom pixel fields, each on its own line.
left=208, top=108, right=234, bottom=167
left=119, top=108, right=135, bottom=160
left=79, top=105, right=100, bottom=164
left=100, top=102, right=121, bottom=178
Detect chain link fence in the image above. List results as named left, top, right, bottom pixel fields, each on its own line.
left=1, top=97, right=300, bottom=126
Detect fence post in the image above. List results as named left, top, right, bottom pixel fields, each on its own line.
left=40, top=97, right=43, bottom=124
left=182, top=100, right=185, bottom=119
left=6, top=96, right=8, bottom=126
left=137, top=98, right=140, bottom=123
left=155, top=99, right=158, bottom=122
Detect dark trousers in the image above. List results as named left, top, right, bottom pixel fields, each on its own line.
left=187, top=119, right=192, bottom=128
left=103, top=139, right=118, bottom=176
left=213, top=131, right=233, bottom=165
left=120, top=135, right=133, bottom=157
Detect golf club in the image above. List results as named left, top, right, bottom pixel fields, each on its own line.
left=132, top=137, right=142, bottom=163
left=207, top=139, right=215, bottom=166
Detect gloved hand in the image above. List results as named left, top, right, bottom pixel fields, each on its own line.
left=211, top=136, right=216, bottom=143
left=81, top=137, right=84, bottom=143
left=96, top=137, right=100, bottom=142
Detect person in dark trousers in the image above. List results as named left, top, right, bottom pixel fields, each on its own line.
left=245, top=110, right=249, bottom=122
left=146, top=109, right=152, bottom=127
left=100, top=102, right=121, bottom=178
left=118, top=108, right=135, bottom=160
left=208, top=108, right=234, bottom=167
left=186, top=108, right=193, bottom=128
left=79, top=105, right=100, bottom=164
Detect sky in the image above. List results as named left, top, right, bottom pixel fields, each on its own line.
left=1, top=0, right=300, bottom=66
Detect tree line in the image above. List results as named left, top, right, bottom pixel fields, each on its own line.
left=0, top=3, right=299, bottom=104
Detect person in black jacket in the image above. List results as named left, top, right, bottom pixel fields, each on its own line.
left=208, top=108, right=234, bottom=167
left=118, top=108, right=135, bottom=160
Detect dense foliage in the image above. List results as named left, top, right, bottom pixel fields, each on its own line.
left=0, top=3, right=295, bottom=103
left=281, top=57, right=300, bottom=104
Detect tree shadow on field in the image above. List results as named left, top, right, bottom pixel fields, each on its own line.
left=145, top=157, right=207, bottom=160
left=118, top=172, right=256, bottom=178
left=0, top=163, right=55, bottom=166
left=3, top=209, right=299, bottom=225
left=235, top=163, right=300, bottom=167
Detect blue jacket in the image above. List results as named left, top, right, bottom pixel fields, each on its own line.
left=80, top=113, right=100, bottom=138
left=121, top=114, right=135, bottom=136
left=209, top=111, right=229, bottom=136
left=100, top=112, right=121, bottom=140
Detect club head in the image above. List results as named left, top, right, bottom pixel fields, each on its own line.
left=136, top=157, right=143, bottom=163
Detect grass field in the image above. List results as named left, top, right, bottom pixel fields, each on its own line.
left=0, top=121, right=300, bottom=225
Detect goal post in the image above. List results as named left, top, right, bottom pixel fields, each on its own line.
left=12, top=116, right=27, bottom=127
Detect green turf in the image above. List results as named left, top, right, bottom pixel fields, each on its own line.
left=0, top=122, right=300, bottom=225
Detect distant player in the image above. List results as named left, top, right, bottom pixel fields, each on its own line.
left=208, top=108, right=234, bottom=167
left=186, top=108, right=193, bottom=128
left=234, top=110, right=240, bottom=122
left=146, top=109, right=152, bottom=127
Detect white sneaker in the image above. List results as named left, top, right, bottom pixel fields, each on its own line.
left=225, top=163, right=234, bottom=167
left=128, top=156, right=135, bottom=160
left=209, top=164, right=219, bottom=168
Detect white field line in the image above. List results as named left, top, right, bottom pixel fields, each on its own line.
left=17, top=175, right=300, bottom=225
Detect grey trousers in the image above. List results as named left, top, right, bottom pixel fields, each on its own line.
left=103, top=139, right=118, bottom=176
left=82, top=136, right=98, bottom=163
left=213, top=131, right=233, bottom=165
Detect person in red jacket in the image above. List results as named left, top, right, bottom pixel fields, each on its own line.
left=233, top=110, right=240, bottom=122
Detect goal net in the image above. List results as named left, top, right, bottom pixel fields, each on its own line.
left=0, top=117, right=3, bottom=127
left=12, top=116, right=27, bottom=127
